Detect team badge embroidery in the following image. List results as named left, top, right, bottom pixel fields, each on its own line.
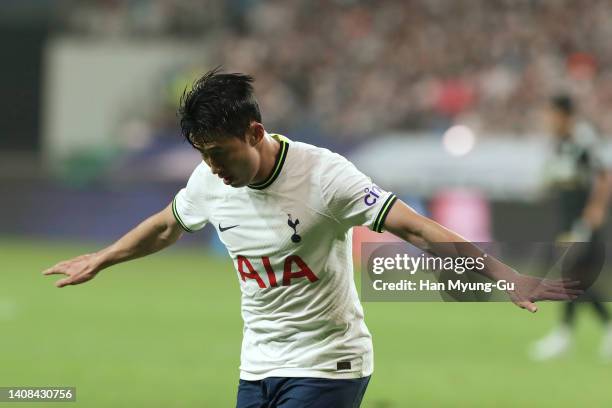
left=287, top=214, right=301, bottom=243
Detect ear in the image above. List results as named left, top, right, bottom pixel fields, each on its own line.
left=247, top=122, right=265, bottom=146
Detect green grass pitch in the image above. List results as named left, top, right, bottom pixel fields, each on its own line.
left=1, top=238, right=611, bottom=407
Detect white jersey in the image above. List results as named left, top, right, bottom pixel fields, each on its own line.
left=173, top=134, right=397, bottom=380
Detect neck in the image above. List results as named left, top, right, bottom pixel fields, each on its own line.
left=251, top=134, right=280, bottom=184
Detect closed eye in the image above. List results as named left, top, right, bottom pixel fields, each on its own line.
left=202, top=148, right=224, bottom=160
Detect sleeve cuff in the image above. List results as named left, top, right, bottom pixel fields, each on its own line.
left=172, top=197, right=195, bottom=233
left=372, top=194, right=397, bottom=233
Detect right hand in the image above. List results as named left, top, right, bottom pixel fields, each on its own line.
left=42, top=253, right=103, bottom=288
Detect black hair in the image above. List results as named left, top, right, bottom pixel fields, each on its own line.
left=551, top=94, right=575, bottom=116
left=178, top=67, right=262, bottom=148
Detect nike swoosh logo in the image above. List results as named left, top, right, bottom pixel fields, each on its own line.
left=219, top=223, right=239, bottom=232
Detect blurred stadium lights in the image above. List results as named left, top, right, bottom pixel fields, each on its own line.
left=349, top=132, right=548, bottom=201
left=442, top=125, right=476, bottom=157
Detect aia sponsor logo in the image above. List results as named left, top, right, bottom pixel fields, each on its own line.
left=237, top=255, right=318, bottom=288
left=364, top=184, right=383, bottom=206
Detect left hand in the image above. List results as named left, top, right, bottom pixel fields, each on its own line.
left=506, top=274, right=583, bottom=313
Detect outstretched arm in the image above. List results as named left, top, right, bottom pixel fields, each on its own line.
left=43, top=202, right=183, bottom=288
left=582, top=169, right=612, bottom=230
left=383, top=199, right=581, bottom=313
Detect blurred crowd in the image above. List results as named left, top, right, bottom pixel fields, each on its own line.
left=58, top=0, right=612, bottom=140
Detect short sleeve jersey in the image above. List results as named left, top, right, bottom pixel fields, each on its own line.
left=173, top=134, right=397, bottom=380
left=542, top=121, right=607, bottom=231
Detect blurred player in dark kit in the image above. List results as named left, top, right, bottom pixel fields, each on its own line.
left=531, top=95, right=612, bottom=361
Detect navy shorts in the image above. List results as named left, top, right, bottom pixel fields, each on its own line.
left=236, top=376, right=371, bottom=408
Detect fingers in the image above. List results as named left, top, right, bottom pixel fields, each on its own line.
left=537, top=279, right=584, bottom=300
left=541, top=283, right=584, bottom=296
left=42, top=254, right=92, bottom=276
left=557, top=288, right=584, bottom=295
left=558, top=280, right=583, bottom=288
left=42, top=264, right=68, bottom=276
left=516, top=300, right=538, bottom=313
left=541, top=278, right=582, bottom=288
left=539, top=284, right=584, bottom=295
left=55, top=272, right=92, bottom=288
left=42, top=262, right=77, bottom=287
left=539, top=291, right=579, bottom=301
left=531, top=286, right=583, bottom=301
left=55, top=277, right=73, bottom=288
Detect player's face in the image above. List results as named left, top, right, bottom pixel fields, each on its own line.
left=198, top=136, right=260, bottom=188
left=548, top=107, right=571, bottom=138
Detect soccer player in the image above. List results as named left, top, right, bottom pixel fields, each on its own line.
left=43, top=69, right=581, bottom=407
left=530, top=95, right=612, bottom=361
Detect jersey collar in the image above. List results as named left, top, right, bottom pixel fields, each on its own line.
left=248, top=134, right=289, bottom=190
